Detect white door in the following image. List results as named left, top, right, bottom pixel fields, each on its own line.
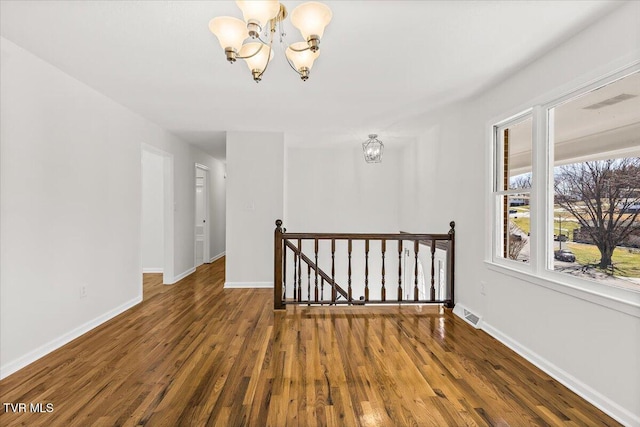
left=195, top=166, right=209, bottom=267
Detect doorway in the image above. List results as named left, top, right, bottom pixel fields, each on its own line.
left=195, top=164, right=210, bottom=267
left=141, top=144, right=174, bottom=286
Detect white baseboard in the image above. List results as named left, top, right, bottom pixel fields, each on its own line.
left=166, top=267, right=196, bottom=285
left=224, top=281, right=273, bottom=289
left=142, top=268, right=163, bottom=273
left=482, top=321, right=639, bottom=426
left=0, top=295, right=142, bottom=380
left=209, top=252, right=225, bottom=263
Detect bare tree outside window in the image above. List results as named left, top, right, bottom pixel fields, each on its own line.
left=554, top=158, right=640, bottom=269
left=510, top=173, right=532, bottom=190
left=508, top=222, right=527, bottom=260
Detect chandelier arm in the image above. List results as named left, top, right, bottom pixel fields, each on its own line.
left=275, top=25, right=302, bottom=78
left=236, top=43, right=264, bottom=60
left=287, top=44, right=312, bottom=53
left=255, top=30, right=275, bottom=80
left=284, top=53, right=304, bottom=77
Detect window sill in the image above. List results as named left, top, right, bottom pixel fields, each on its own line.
left=485, top=261, right=640, bottom=318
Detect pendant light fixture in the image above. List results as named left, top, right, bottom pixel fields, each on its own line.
left=209, top=1, right=332, bottom=83
left=363, top=134, right=384, bottom=163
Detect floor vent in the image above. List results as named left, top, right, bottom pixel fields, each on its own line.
left=463, top=309, right=480, bottom=326
left=453, top=304, right=482, bottom=329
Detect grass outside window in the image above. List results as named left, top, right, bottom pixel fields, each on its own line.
left=566, top=243, right=640, bottom=278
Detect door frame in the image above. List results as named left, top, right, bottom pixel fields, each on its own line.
left=195, top=163, right=210, bottom=267
left=141, top=144, right=175, bottom=285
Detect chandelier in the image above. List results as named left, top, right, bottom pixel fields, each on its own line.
left=363, top=134, right=384, bottom=163
left=209, top=1, right=332, bottom=83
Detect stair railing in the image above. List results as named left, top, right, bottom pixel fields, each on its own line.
left=274, top=220, right=455, bottom=310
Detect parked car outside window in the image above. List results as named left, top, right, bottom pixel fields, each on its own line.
left=554, top=249, right=576, bottom=262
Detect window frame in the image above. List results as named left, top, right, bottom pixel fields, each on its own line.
left=488, top=64, right=640, bottom=316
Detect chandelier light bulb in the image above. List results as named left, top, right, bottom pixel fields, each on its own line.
left=290, top=1, right=332, bottom=49
left=209, top=17, right=249, bottom=61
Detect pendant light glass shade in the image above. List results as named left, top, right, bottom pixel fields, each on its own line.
left=235, top=0, right=280, bottom=28
left=286, top=42, right=320, bottom=71
left=290, top=2, right=333, bottom=40
left=362, top=134, right=384, bottom=163
left=240, top=42, right=274, bottom=73
left=209, top=16, right=249, bottom=52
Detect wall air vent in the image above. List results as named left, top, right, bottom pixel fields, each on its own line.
left=452, top=304, right=483, bottom=329
left=583, top=93, right=637, bottom=110
left=463, top=309, right=480, bottom=326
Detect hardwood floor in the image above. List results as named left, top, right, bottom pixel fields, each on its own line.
left=0, top=258, right=619, bottom=426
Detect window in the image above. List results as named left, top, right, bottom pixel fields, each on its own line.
left=492, top=68, right=640, bottom=296
left=549, top=71, right=640, bottom=290
left=493, top=115, right=532, bottom=264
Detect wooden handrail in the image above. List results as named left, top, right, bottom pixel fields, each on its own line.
left=284, top=240, right=349, bottom=301
left=283, top=232, right=451, bottom=241
left=400, top=231, right=450, bottom=251
left=274, top=220, right=455, bottom=310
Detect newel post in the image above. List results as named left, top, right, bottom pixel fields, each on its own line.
left=274, top=219, right=285, bottom=310
left=446, top=221, right=456, bottom=309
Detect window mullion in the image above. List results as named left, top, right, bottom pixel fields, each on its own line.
left=530, top=106, right=543, bottom=274
left=544, top=107, right=555, bottom=272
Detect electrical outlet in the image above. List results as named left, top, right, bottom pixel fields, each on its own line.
left=405, top=249, right=410, bottom=256
left=480, top=281, right=486, bottom=296
left=80, top=285, right=87, bottom=299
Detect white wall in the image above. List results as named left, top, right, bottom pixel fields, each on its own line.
left=209, top=157, right=226, bottom=261
left=1, top=37, right=145, bottom=377
left=141, top=149, right=164, bottom=272
left=0, top=36, right=227, bottom=378
left=225, top=132, right=284, bottom=286
left=398, top=2, right=640, bottom=424
left=399, top=127, right=450, bottom=233
left=285, top=145, right=402, bottom=233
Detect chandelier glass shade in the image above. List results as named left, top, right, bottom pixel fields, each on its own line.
left=239, top=42, right=274, bottom=82
left=363, top=134, right=384, bottom=163
left=285, top=42, right=319, bottom=81
left=290, top=2, right=332, bottom=41
left=208, top=17, right=248, bottom=53
left=209, top=1, right=332, bottom=82
left=236, top=0, right=281, bottom=29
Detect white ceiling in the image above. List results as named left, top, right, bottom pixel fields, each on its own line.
left=0, top=1, right=622, bottom=161
left=555, top=71, right=640, bottom=143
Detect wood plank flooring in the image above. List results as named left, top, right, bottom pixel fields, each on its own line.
left=0, top=258, right=620, bottom=426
